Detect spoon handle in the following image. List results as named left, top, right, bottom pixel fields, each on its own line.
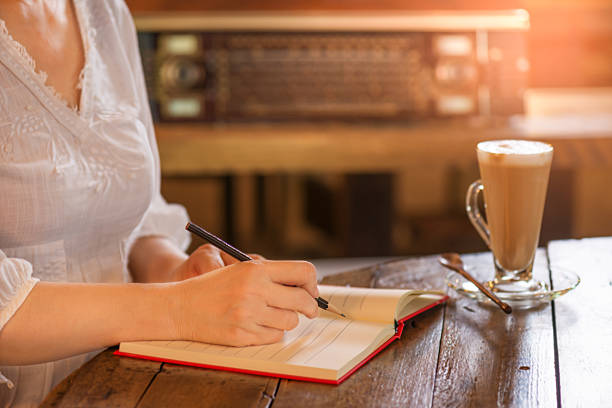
left=439, top=257, right=513, bottom=314
left=455, top=268, right=512, bottom=313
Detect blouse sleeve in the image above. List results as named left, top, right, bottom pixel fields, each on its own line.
left=0, top=250, right=39, bottom=388
left=114, top=0, right=191, bottom=252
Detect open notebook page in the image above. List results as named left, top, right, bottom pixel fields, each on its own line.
left=120, top=286, right=434, bottom=379
left=122, top=313, right=391, bottom=379
left=319, top=285, right=445, bottom=324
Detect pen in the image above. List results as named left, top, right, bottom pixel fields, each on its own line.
left=185, top=222, right=347, bottom=318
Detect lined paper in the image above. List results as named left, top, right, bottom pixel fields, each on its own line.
left=130, top=289, right=393, bottom=371
left=120, top=286, right=444, bottom=378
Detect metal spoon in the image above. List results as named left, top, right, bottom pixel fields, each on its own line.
left=439, top=252, right=512, bottom=314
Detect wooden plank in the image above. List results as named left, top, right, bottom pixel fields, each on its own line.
left=155, top=122, right=482, bottom=175
left=154, top=120, right=612, bottom=175
left=132, top=11, right=530, bottom=32
left=431, top=250, right=557, bottom=407
left=548, top=237, right=612, bottom=407
left=138, top=364, right=279, bottom=408
left=572, top=168, right=612, bottom=237
left=232, top=174, right=257, bottom=250
left=41, top=348, right=162, bottom=408
left=525, top=88, right=612, bottom=116
left=273, top=256, right=446, bottom=407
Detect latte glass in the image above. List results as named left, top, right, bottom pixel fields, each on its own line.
left=466, top=140, right=553, bottom=297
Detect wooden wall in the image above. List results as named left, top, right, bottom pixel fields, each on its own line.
left=127, top=0, right=612, bottom=256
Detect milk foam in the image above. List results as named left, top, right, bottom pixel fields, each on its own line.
left=477, top=140, right=553, bottom=166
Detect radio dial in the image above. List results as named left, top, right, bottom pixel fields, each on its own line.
left=160, top=58, right=206, bottom=90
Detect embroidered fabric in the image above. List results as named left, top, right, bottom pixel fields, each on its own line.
left=0, top=0, right=191, bottom=405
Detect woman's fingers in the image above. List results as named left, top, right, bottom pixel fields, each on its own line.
left=250, top=325, right=285, bottom=345
left=177, top=258, right=319, bottom=347
left=219, top=251, right=265, bottom=265
left=219, top=251, right=240, bottom=265
left=257, top=306, right=300, bottom=331
left=190, top=244, right=225, bottom=275
left=266, top=284, right=318, bottom=318
left=263, top=260, right=319, bottom=298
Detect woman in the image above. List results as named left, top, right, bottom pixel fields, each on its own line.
left=0, top=1, right=319, bottom=406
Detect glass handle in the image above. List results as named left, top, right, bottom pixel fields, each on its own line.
left=466, top=180, right=490, bottom=248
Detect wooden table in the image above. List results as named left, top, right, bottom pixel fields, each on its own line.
left=43, top=237, right=612, bottom=407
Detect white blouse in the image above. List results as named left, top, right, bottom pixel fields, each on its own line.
left=0, top=0, right=190, bottom=405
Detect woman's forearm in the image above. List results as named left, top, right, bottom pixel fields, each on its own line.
left=128, top=236, right=188, bottom=283
left=0, top=259, right=320, bottom=366
left=0, top=281, right=179, bottom=365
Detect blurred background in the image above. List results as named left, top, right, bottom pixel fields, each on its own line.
left=126, top=0, right=612, bottom=261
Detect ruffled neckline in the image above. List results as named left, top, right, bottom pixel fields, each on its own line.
left=0, top=0, right=92, bottom=114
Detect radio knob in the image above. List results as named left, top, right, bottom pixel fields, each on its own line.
left=159, top=58, right=206, bottom=90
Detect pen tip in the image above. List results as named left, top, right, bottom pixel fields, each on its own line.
left=340, top=313, right=346, bottom=318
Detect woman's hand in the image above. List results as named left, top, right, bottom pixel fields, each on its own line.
left=169, top=259, right=319, bottom=347
left=129, top=237, right=265, bottom=283
left=0, top=257, right=316, bottom=365
left=171, top=244, right=264, bottom=281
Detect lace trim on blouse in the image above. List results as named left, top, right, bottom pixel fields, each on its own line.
left=0, top=276, right=38, bottom=390
left=0, top=0, right=94, bottom=114
left=0, top=254, right=40, bottom=389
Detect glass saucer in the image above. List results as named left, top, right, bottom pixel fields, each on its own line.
left=445, top=254, right=580, bottom=309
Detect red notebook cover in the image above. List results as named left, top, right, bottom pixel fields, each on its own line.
left=115, top=295, right=448, bottom=385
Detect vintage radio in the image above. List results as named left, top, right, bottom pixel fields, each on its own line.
left=135, top=11, right=529, bottom=122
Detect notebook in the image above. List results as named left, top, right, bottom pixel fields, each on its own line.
left=115, top=285, right=447, bottom=384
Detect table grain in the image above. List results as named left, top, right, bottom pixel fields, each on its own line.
left=42, top=237, right=612, bottom=407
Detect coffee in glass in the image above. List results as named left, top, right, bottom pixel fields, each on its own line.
left=466, top=139, right=553, bottom=296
